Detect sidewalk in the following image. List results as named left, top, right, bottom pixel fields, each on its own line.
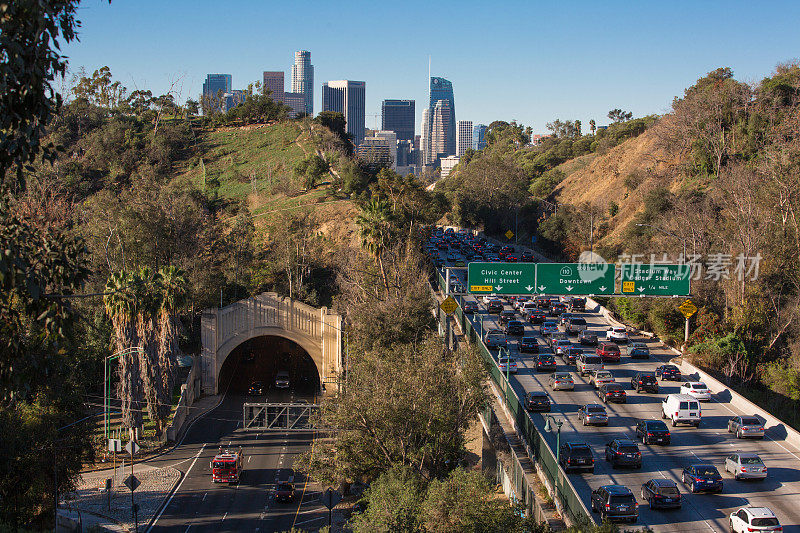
left=66, top=394, right=222, bottom=532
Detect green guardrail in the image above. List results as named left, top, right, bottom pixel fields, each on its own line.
left=435, top=269, right=594, bottom=528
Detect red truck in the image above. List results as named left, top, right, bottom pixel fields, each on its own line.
left=211, top=447, right=243, bottom=483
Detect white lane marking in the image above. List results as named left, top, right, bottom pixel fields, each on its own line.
left=146, top=443, right=206, bottom=533
left=202, top=492, right=207, bottom=501
left=227, top=441, right=232, bottom=446
left=184, top=526, right=191, bottom=533
left=222, top=512, right=228, bottom=521
left=248, top=456, right=252, bottom=463
left=294, top=516, right=326, bottom=526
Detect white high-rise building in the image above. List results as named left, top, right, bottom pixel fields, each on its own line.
left=421, top=108, right=431, bottom=166
left=429, top=100, right=453, bottom=166
left=440, top=155, right=460, bottom=178
left=291, top=50, right=314, bottom=115
left=456, top=120, right=473, bottom=157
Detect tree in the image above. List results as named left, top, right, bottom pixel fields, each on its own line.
left=316, top=111, right=352, bottom=154
left=356, top=200, right=396, bottom=291
left=185, top=98, right=199, bottom=117
left=0, top=0, right=86, bottom=185
left=607, top=108, right=633, bottom=123
left=348, top=466, right=425, bottom=533
left=589, top=119, right=596, bottom=134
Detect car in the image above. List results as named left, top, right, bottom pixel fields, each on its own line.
left=655, top=364, right=681, bottom=381
left=499, top=309, right=516, bottom=325
left=553, top=339, right=572, bottom=356
left=519, top=335, right=540, bottom=353
left=598, top=383, right=627, bottom=404
left=498, top=356, right=518, bottom=374
left=606, top=326, right=629, bottom=343
left=682, top=464, right=723, bottom=493
left=635, top=419, right=671, bottom=445
left=549, top=302, right=567, bottom=316
left=536, top=354, right=557, bottom=372
left=548, top=332, right=568, bottom=347
left=487, top=299, right=504, bottom=314
left=596, top=342, right=621, bottom=363
left=641, top=479, right=681, bottom=510
left=631, top=372, right=659, bottom=393
left=527, top=309, right=547, bottom=324
left=549, top=372, right=575, bottom=390
left=578, top=404, right=608, bottom=426
left=569, top=297, right=586, bottom=312
left=662, top=394, right=701, bottom=427
left=535, top=296, right=552, bottom=309
left=590, top=485, right=638, bottom=523
left=627, top=342, right=650, bottom=359
left=484, top=329, right=508, bottom=349
left=589, top=370, right=614, bottom=389
left=680, top=381, right=712, bottom=401
left=577, top=354, right=604, bottom=376
left=525, top=391, right=551, bottom=412
left=274, top=481, right=295, bottom=503
left=729, top=507, right=781, bottom=532
left=521, top=251, right=534, bottom=262
left=274, top=371, right=290, bottom=389
left=725, top=452, right=767, bottom=480
left=504, top=320, right=525, bottom=336
left=578, top=331, right=598, bottom=346
left=462, top=301, right=479, bottom=314
left=565, top=317, right=587, bottom=334
left=539, top=321, right=559, bottom=336
left=559, top=442, right=594, bottom=472
left=728, top=416, right=765, bottom=439
left=248, top=380, right=265, bottom=395
left=564, top=347, right=583, bottom=365
left=558, top=312, right=574, bottom=327
left=512, top=296, right=530, bottom=310
left=605, top=439, right=642, bottom=468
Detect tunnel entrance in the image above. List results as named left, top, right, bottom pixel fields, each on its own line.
left=218, top=335, right=320, bottom=396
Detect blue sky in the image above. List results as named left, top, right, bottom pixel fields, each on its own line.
left=65, top=0, right=800, bottom=133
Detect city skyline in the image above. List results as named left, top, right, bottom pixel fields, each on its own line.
left=64, top=1, right=800, bottom=134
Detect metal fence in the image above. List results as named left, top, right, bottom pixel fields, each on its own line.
left=435, top=269, right=594, bottom=528
left=242, top=402, right=319, bottom=431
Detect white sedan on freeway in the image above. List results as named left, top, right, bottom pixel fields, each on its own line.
left=680, top=381, right=712, bottom=401
left=606, top=326, right=629, bottom=343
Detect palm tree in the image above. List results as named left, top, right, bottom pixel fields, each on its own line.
left=589, top=119, right=596, bottom=135
left=157, top=266, right=188, bottom=412
left=133, top=267, right=165, bottom=433
left=356, top=200, right=395, bottom=291
left=104, top=271, right=143, bottom=430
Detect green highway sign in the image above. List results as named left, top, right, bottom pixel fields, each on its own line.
left=467, top=262, right=536, bottom=294
left=620, top=264, right=691, bottom=296
left=535, top=263, right=616, bottom=295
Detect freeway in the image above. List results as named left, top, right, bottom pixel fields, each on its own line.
left=435, top=240, right=800, bottom=532
left=144, top=389, right=326, bottom=533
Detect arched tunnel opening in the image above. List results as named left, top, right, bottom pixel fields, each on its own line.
left=218, top=336, right=321, bottom=397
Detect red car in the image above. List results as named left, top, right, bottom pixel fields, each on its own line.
left=596, top=342, right=621, bottom=362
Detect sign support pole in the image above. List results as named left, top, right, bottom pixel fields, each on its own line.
left=684, top=317, right=690, bottom=355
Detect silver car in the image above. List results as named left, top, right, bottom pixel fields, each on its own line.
left=728, top=416, right=765, bottom=439
left=725, top=452, right=767, bottom=480
left=578, top=403, right=609, bottom=426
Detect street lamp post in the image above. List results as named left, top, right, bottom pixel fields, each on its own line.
left=544, top=414, right=564, bottom=510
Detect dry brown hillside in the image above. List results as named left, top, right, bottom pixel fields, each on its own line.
left=552, top=120, right=685, bottom=246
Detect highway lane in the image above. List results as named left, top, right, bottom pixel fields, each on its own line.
left=440, top=252, right=800, bottom=532
left=146, top=390, right=320, bottom=533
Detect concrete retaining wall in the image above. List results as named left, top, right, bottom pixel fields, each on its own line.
left=165, top=356, right=201, bottom=442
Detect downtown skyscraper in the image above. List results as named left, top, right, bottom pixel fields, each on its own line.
left=381, top=99, right=415, bottom=142
left=422, top=77, right=456, bottom=167
left=322, top=80, right=366, bottom=146
left=291, top=50, right=314, bottom=116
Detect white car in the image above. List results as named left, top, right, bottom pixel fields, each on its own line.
left=680, top=381, right=712, bottom=401
left=729, top=507, right=781, bottom=532
left=498, top=356, right=518, bottom=374
left=606, top=326, right=628, bottom=343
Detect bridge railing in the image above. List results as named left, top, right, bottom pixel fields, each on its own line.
left=243, top=402, right=320, bottom=431
left=435, top=269, right=594, bottom=528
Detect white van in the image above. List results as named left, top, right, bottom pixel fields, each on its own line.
left=662, top=394, right=701, bottom=427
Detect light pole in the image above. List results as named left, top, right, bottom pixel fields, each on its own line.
left=543, top=415, right=564, bottom=463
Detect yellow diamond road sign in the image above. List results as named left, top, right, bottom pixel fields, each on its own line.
left=678, top=299, right=698, bottom=318
left=505, top=230, right=514, bottom=239
left=440, top=296, right=458, bottom=315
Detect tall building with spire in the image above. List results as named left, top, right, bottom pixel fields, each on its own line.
left=420, top=108, right=431, bottom=166
left=429, top=77, right=455, bottom=156
left=291, top=50, right=314, bottom=116
left=421, top=76, right=456, bottom=167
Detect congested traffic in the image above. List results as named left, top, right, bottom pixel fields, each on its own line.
left=426, top=226, right=796, bottom=532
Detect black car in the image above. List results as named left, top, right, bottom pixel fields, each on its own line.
left=504, top=320, right=525, bottom=336
left=578, top=331, right=598, bottom=346
left=499, top=309, right=516, bottom=325
left=631, top=372, right=659, bottom=393
left=274, top=481, right=295, bottom=503
left=559, top=442, right=594, bottom=473
left=682, top=464, right=723, bottom=493
left=590, top=485, right=638, bottom=523
left=521, top=250, right=534, bottom=262
left=605, top=439, right=642, bottom=469
left=462, top=301, right=478, bottom=314
left=564, top=347, right=583, bottom=365
left=248, top=380, right=265, bottom=395
left=527, top=309, right=547, bottom=324
left=641, top=479, right=681, bottom=509
left=519, top=335, right=540, bottom=353
left=655, top=364, right=681, bottom=381
left=524, top=391, right=551, bottom=412
left=598, top=383, right=627, bottom=404
left=549, top=302, right=567, bottom=316
left=535, top=354, right=557, bottom=372
left=487, top=300, right=504, bottom=314
left=636, top=419, right=671, bottom=445
left=569, top=297, right=586, bottom=311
